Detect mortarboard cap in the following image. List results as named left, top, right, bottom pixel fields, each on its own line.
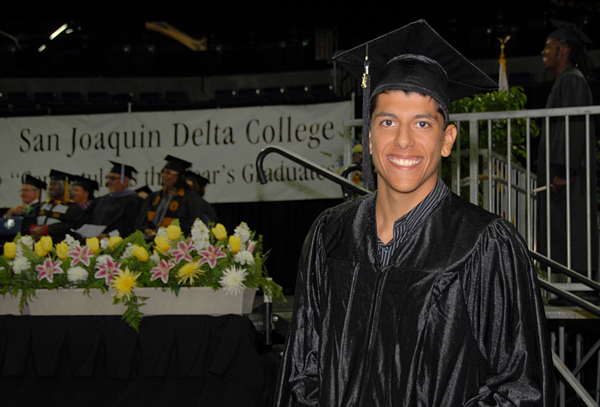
left=548, top=19, right=593, bottom=45
left=185, top=171, right=209, bottom=187
left=333, top=19, right=497, bottom=189
left=109, top=161, right=138, bottom=182
left=49, top=169, right=73, bottom=181
left=72, top=175, right=99, bottom=193
left=23, top=174, right=47, bottom=190
left=164, top=155, right=192, bottom=173
left=135, top=185, right=153, bottom=196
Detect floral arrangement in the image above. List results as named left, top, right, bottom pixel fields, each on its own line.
left=0, top=219, right=284, bottom=330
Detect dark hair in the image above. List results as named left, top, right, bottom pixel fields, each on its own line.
left=559, top=39, right=593, bottom=81
left=369, top=89, right=450, bottom=129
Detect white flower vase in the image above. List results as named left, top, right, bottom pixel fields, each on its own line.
left=27, top=287, right=258, bottom=316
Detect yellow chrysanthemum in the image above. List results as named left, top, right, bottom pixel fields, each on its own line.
left=110, top=267, right=141, bottom=300
left=177, top=261, right=204, bottom=285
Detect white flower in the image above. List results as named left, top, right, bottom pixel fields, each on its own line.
left=100, top=238, right=110, bottom=250
left=191, top=219, right=210, bottom=250
left=64, top=234, right=81, bottom=250
left=122, top=243, right=134, bottom=259
left=156, top=227, right=168, bottom=239
left=234, top=222, right=251, bottom=243
left=219, top=266, right=248, bottom=296
left=11, top=257, right=30, bottom=274
left=149, top=251, right=161, bottom=263
left=18, top=235, right=34, bottom=249
left=234, top=251, right=254, bottom=266
left=67, top=266, right=88, bottom=283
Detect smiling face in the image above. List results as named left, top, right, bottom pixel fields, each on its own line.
left=541, top=38, right=568, bottom=72
left=161, top=168, right=179, bottom=190
left=369, top=90, right=456, bottom=205
left=21, top=184, right=40, bottom=205
left=72, top=185, right=89, bottom=205
left=48, top=180, right=64, bottom=199
left=106, top=173, right=129, bottom=194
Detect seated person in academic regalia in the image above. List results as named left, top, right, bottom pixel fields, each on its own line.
left=135, top=185, right=153, bottom=200
left=185, top=171, right=218, bottom=225
left=22, top=170, right=86, bottom=242
left=139, top=155, right=206, bottom=238
left=5, top=174, right=46, bottom=217
left=84, top=161, right=144, bottom=238
left=72, top=175, right=99, bottom=210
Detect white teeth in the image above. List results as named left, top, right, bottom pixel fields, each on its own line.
left=388, top=156, right=422, bottom=166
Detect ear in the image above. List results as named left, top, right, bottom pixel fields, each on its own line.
left=441, top=124, right=457, bottom=157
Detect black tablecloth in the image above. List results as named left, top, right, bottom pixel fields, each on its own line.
left=0, top=314, right=278, bottom=407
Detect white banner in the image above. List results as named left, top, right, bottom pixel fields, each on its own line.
left=0, top=101, right=351, bottom=207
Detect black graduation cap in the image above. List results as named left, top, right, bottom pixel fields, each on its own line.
left=164, top=155, right=192, bottom=173
left=135, top=185, right=153, bottom=196
left=333, top=19, right=497, bottom=189
left=548, top=19, right=593, bottom=45
left=109, top=161, right=138, bottom=181
left=23, top=174, right=47, bottom=190
left=185, top=171, right=209, bottom=187
left=49, top=169, right=73, bottom=181
left=72, top=175, right=99, bottom=193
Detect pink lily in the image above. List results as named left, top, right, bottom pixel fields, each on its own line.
left=171, top=240, right=197, bottom=263
left=94, top=257, right=122, bottom=285
left=36, top=258, right=63, bottom=283
left=68, top=245, right=93, bottom=267
left=198, top=245, right=227, bottom=269
left=247, top=240, right=256, bottom=254
left=150, top=259, right=175, bottom=284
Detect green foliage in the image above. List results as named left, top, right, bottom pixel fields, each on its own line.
left=450, top=86, right=539, bottom=165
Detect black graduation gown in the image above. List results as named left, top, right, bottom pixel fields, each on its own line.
left=536, top=65, right=598, bottom=273
left=275, top=192, right=553, bottom=406
left=138, top=187, right=205, bottom=236
left=85, top=192, right=144, bottom=237
left=21, top=199, right=85, bottom=242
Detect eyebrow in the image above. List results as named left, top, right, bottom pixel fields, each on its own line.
left=373, top=111, right=439, bottom=122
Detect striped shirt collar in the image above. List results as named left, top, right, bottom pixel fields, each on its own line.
left=377, top=178, right=449, bottom=266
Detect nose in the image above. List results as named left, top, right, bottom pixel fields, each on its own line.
left=393, top=124, right=415, bottom=149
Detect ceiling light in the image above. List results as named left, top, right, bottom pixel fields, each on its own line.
left=49, top=24, right=68, bottom=40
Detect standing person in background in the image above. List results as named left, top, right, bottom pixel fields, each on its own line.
left=537, top=19, right=598, bottom=279
left=139, top=156, right=205, bottom=237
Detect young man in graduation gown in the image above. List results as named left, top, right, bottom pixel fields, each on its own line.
left=275, top=20, right=553, bottom=406
left=537, top=19, right=598, bottom=276
left=139, top=155, right=206, bottom=237
left=22, top=170, right=85, bottom=242
left=84, top=161, right=144, bottom=238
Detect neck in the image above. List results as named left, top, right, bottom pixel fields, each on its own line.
left=375, top=179, right=436, bottom=244
left=554, top=61, right=572, bottom=77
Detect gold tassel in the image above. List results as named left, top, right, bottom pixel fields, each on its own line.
left=64, top=176, right=70, bottom=202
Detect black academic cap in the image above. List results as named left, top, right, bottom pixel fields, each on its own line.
left=185, top=171, right=209, bottom=187
left=164, top=155, right=192, bottom=173
left=49, top=169, right=73, bottom=181
left=135, top=185, right=153, bottom=195
left=333, top=19, right=497, bottom=189
left=72, top=175, right=99, bottom=192
left=23, top=174, right=47, bottom=190
left=109, top=161, right=138, bottom=180
left=548, top=19, right=593, bottom=45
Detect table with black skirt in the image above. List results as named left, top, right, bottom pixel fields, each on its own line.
left=0, top=314, right=279, bottom=407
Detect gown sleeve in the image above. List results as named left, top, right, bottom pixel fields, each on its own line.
left=463, top=219, right=554, bottom=406
left=274, top=211, right=328, bottom=407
